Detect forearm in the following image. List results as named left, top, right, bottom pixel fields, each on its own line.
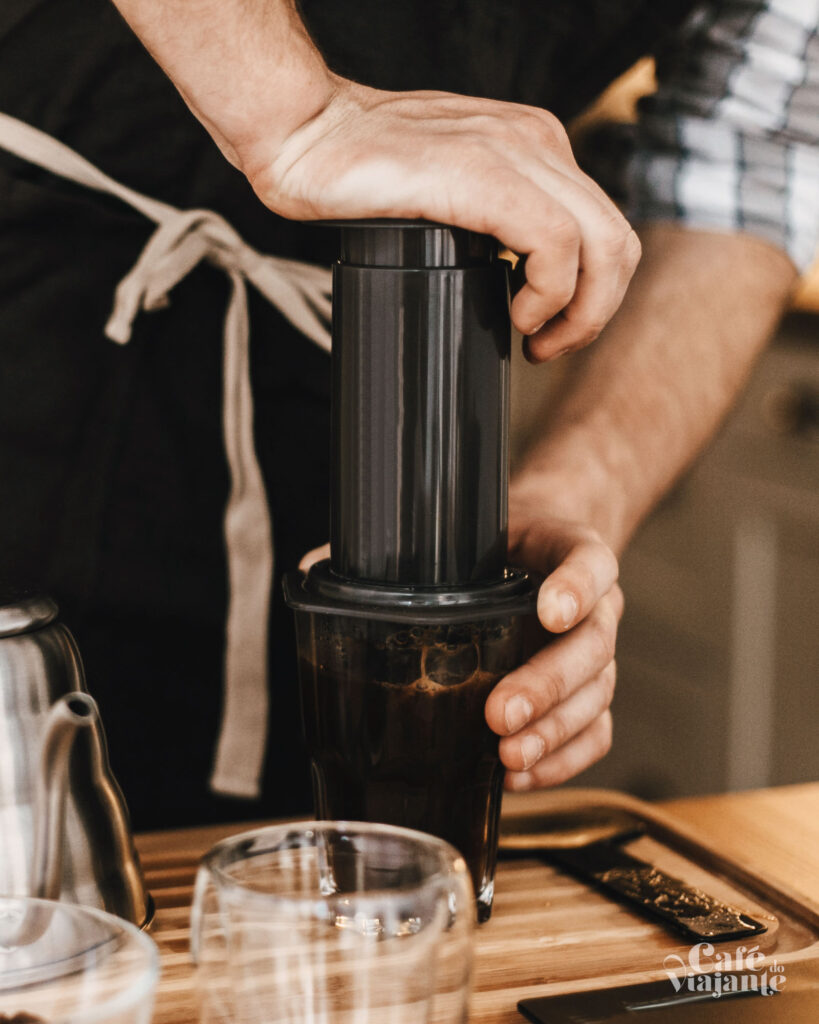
left=107, top=2, right=639, bottom=344
left=108, top=0, right=336, bottom=167
left=511, top=224, right=798, bottom=554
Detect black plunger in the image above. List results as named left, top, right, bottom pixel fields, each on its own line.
left=330, top=220, right=511, bottom=587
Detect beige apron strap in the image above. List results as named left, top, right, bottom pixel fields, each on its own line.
left=0, top=112, right=331, bottom=799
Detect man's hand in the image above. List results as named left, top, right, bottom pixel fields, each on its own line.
left=299, top=507, right=622, bottom=793
left=108, top=0, right=640, bottom=359
left=484, top=499, right=621, bottom=790
left=245, top=80, right=641, bottom=359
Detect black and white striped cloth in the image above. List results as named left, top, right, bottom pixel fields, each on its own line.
left=623, top=0, right=819, bottom=270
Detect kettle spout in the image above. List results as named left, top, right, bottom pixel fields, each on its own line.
left=32, top=692, right=97, bottom=901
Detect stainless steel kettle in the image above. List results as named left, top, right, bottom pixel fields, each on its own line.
left=0, top=588, right=152, bottom=928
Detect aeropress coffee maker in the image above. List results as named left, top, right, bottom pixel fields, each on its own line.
left=285, top=221, right=537, bottom=921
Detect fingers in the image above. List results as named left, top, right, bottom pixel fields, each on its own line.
left=258, top=85, right=639, bottom=351
left=510, top=518, right=620, bottom=634
left=434, top=169, right=585, bottom=333
left=499, top=203, right=581, bottom=335
left=513, top=172, right=641, bottom=361
left=505, top=710, right=613, bottom=791
left=537, top=545, right=620, bottom=634
left=460, top=112, right=638, bottom=349
left=524, top=227, right=641, bottom=362
left=498, top=660, right=616, bottom=772
left=494, top=500, right=622, bottom=788
left=298, top=542, right=330, bottom=572
left=485, top=588, right=620, bottom=736
left=455, top=166, right=636, bottom=352
left=485, top=575, right=619, bottom=788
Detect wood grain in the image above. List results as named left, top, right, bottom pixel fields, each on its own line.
left=138, top=784, right=819, bottom=1023
left=663, top=784, right=819, bottom=902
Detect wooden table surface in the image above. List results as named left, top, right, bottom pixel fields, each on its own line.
left=661, top=783, right=819, bottom=904
left=137, top=782, right=819, bottom=1022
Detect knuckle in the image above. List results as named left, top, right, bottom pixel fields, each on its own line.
left=603, top=546, right=620, bottom=582
left=511, top=108, right=543, bottom=132
left=600, top=223, right=629, bottom=258
left=588, top=613, right=617, bottom=667
left=538, top=666, right=568, bottom=710
left=561, top=305, right=607, bottom=344
left=577, top=524, right=603, bottom=546
left=548, top=215, right=582, bottom=253
left=624, top=228, right=642, bottom=268
left=589, top=541, right=619, bottom=587
left=595, top=711, right=614, bottom=758
left=603, top=592, right=621, bottom=630
left=523, top=267, right=575, bottom=309
left=537, top=108, right=564, bottom=132
left=571, top=336, right=599, bottom=355
left=600, top=660, right=617, bottom=705
left=571, top=328, right=603, bottom=352
left=514, top=659, right=543, bottom=697
left=540, top=752, right=578, bottom=788
left=553, top=278, right=578, bottom=311
left=609, top=582, right=626, bottom=620
left=568, top=558, right=597, bottom=601
left=545, top=708, right=571, bottom=751
left=580, top=320, right=606, bottom=345
left=598, top=218, right=640, bottom=270
left=528, top=108, right=570, bottom=148
left=573, top=525, right=613, bottom=559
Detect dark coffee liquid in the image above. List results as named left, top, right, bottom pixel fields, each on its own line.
left=298, top=619, right=522, bottom=921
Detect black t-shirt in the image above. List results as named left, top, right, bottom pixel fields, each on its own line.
left=0, top=0, right=699, bottom=829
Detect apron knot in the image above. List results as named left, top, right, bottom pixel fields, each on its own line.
left=104, top=208, right=333, bottom=347
left=0, top=111, right=331, bottom=800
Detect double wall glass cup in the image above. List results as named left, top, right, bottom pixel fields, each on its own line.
left=190, top=821, right=475, bottom=1024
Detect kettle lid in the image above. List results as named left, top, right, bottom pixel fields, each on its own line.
left=0, top=584, right=58, bottom=637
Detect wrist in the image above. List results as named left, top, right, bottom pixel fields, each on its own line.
left=110, top=0, right=338, bottom=171
left=510, top=425, right=636, bottom=555
left=224, top=57, right=341, bottom=176
left=196, top=45, right=339, bottom=175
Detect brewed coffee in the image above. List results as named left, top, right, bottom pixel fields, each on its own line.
left=298, top=615, right=523, bottom=921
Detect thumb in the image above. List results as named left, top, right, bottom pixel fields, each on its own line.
left=299, top=542, right=331, bottom=572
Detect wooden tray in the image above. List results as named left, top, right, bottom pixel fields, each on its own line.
left=475, top=788, right=819, bottom=1022
left=139, top=789, right=819, bottom=1024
